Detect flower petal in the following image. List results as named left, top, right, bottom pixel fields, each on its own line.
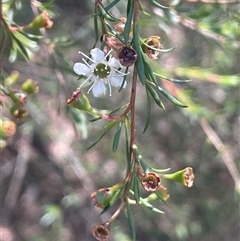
left=90, top=48, right=105, bottom=63
left=92, top=81, right=107, bottom=97
left=109, top=57, right=122, bottom=69
left=110, top=76, right=126, bottom=88
left=73, top=63, right=91, bottom=75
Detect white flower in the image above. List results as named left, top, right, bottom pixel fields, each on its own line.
left=73, top=48, right=129, bottom=97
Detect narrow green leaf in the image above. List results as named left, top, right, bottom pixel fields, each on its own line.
left=154, top=72, right=191, bottom=83
left=143, top=56, right=158, bottom=86
left=141, top=39, right=175, bottom=53
left=150, top=167, right=171, bottom=173
left=98, top=5, right=118, bottom=22
left=105, top=0, right=121, bottom=11
left=109, top=104, right=128, bottom=115
left=86, top=120, right=116, bottom=150
left=109, top=185, right=124, bottom=206
left=99, top=184, right=125, bottom=215
left=148, top=0, right=169, bottom=9
left=133, top=173, right=140, bottom=204
left=13, top=31, right=38, bottom=49
left=139, top=2, right=151, bottom=16
left=19, top=31, right=42, bottom=42
left=124, top=0, right=134, bottom=44
left=143, top=89, right=152, bottom=133
left=94, top=9, right=99, bottom=42
left=140, top=197, right=165, bottom=214
left=124, top=119, right=131, bottom=166
left=89, top=116, right=102, bottom=122
left=105, top=120, right=117, bottom=130
left=175, top=67, right=240, bottom=86
left=133, top=25, right=145, bottom=85
left=11, top=32, right=29, bottom=59
left=126, top=200, right=136, bottom=241
left=156, top=84, right=188, bottom=108
left=112, top=122, right=122, bottom=152
left=154, top=190, right=168, bottom=204
left=146, top=81, right=165, bottom=109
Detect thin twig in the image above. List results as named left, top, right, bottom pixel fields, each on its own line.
left=199, top=118, right=240, bottom=190
left=170, top=11, right=240, bottom=49
left=4, top=138, right=31, bottom=211
left=130, top=0, right=140, bottom=159
left=130, top=64, right=138, bottom=153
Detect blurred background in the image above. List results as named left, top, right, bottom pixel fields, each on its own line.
left=1, top=0, right=239, bottom=241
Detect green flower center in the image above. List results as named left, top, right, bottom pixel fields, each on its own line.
left=94, top=63, right=111, bottom=79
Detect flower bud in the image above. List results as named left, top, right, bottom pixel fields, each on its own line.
left=91, top=183, right=121, bottom=209
left=27, top=10, right=53, bottom=29
left=114, top=17, right=127, bottom=35
left=8, top=91, right=27, bottom=105
left=163, top=167, right=194, bottom=188
left=118, top=46, right=137, bottom=67
left=92, top=222, right=110, bottom=241
left=145, top=185, right=170, bottom=202
left=105, top=36, right=124, bottom=51
left=21, top=79, right=39, bottom=94
left=67, top=88, right=92, bottom=112
left=141, top=172, right=161, bottom=192
left=0, top=119, right=16, bottom=138
left=142, top=36, right=163, bottom=59
left=10, top=106, right=28, bottom=120
left=4, top=71, right=19, bottom=86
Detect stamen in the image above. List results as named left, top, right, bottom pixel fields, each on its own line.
left=79, top=75, right=93, bottom=88
left=105, top=49, right=113, bottom=60
left=87, top=80, right=96, bottom=94
left=112, top=72, right=130, bottom=77
left=107, top=80, right=112, bottom=96
left=102, top=81, right=106, bottom=95
left=112, top=67, right=130, bottom=75
left=78, top=51, right=96, bottom=63
left=82, top=58, right=92, bottom=68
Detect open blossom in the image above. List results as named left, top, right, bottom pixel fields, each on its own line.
left=92, top=222, right=110, bottom=241
left=73, top=48, right=129, bottom=97
left=141, top=172, right=161, bottom=192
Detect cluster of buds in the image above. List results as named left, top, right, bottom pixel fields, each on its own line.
left=25, top=10, right=53, bottom=30
left=1, top=72, right=39, bottom=122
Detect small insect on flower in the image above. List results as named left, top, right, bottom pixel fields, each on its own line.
left=73, top=48, right=129, bottom=97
